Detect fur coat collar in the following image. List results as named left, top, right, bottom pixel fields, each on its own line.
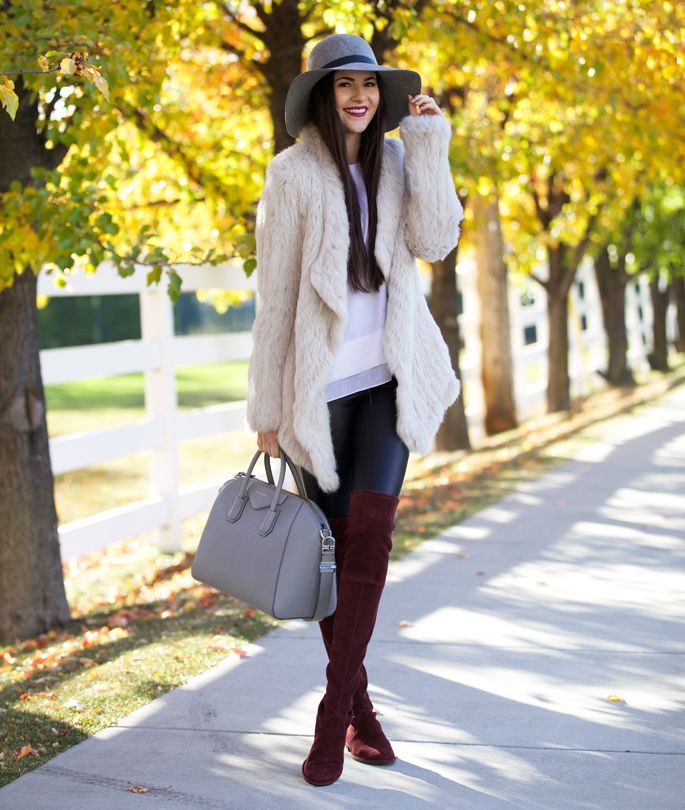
left=246, top=114, right=464, bottom=492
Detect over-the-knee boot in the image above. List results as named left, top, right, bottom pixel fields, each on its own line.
left=303, top=490, right=398, bottom=786
left=318, top=515, right=395, bottom=766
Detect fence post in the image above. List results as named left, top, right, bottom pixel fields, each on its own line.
left=140, top=283, right=182, bottom=552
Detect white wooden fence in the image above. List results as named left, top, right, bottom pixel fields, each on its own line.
left=39, top=261, right=255, bottom=560
left=38, top=257, right=664, bottom=561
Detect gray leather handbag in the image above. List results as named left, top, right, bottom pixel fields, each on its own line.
left=191, top=449, right=337, bottom=622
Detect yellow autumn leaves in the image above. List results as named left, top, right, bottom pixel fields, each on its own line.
left=0, top=77, right=17, bottom=119
left=0, top=49, right=109, bottom=121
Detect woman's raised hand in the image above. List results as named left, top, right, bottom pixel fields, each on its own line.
left=257, top=430, right=280, bottom=458
left=407, top=94, right=443, bottom=117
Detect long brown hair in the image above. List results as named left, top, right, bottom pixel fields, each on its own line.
left=308, top=72, right=386, bottom=293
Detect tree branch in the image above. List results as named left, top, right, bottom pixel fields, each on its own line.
left=530, top=181, right=548, bottom=228
left=251, top=0, right=269, bottom=28
left=530, top=272, right=549, bottom=291
left=220, top=1, right=266, bottom=42
left=306, top=26, right=335, bottom=40
left=219, top=40, right=262, bottom=70
left=572, top=210, right=598, bottom=269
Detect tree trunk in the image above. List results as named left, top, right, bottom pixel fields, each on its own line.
left=429, top=247, right=471, bottom=451
left=0, top=77, right=70, bottom=641
left=593, top=245, right=634, bottom=386
left=648, top=277, right=670, bottom=371
left=545, top=244, right=574, bottom=412
left=0, top=270, right=70, bottom=642
left=547, top=289, right=571, bottom=412
left=530, top=170, right=597, bottom=414
left=258, top=0, right=306, bottom=154
left=672, top=277, right=685, bottom=353
left=472, top=193, right=517, bottom=434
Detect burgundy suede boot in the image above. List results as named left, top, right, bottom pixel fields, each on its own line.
left=302, top=490, right=399, bottom=786
left=318, top=516, right=395, bottom=766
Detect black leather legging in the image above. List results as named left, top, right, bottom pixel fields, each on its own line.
left=300, top=377, right=410, bottom=518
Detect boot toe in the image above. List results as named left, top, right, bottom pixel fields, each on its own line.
left=345, top=713, right=396, bottom=765
left=302, top=756, right=344, bottom=786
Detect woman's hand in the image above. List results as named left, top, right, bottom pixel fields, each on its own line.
left=407, top=94, right=443, bottom=117
left=257, top=430, right=280, bottom=458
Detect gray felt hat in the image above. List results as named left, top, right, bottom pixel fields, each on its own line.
left=285, top=34, right=421, bottom=138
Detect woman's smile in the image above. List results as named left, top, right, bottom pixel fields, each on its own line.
left=343, top=106, right=369, bottom=117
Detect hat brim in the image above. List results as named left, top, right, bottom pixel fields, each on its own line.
left=285, top=65, right=422, bottom=138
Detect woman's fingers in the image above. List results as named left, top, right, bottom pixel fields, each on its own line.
left=408, top=94, right=442, bottom=116
left=257, top=430, right=280, bottom=458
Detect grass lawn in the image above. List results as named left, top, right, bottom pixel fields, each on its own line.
left=1, top=360, right=683, bottom=786
left=47, top=360, right=252, bottom=523
left=45, top=360, right=249, bottom=437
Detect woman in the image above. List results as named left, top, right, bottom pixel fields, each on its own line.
left=246, top=33, right=463, bottom=786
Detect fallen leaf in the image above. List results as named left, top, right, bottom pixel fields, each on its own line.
left=244, top=608, right=255, bottom=617
left=107, top=612, right=130, bottom=628
left=129, top=785, right=149, bottom=793
left=397, top=620, right=414, bottom=628
left=607, top=695, right=626, bottom=703
left=14, top=744, right=36, bottom=761
left=230, top=647, right=248, bottom=658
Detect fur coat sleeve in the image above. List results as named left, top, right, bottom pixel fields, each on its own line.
left=398, top=114, right=464, bottom=262
left=245, top=153, right=302, bottom=433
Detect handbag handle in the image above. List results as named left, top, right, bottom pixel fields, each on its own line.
left=233, top=449, right=307, bottom=536
left=263, top=450, right=307, bottom=497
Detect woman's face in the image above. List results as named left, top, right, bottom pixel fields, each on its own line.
left=333, top=70, right=380, bottom=135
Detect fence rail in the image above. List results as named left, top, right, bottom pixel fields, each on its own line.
left=39, top=257, right=664, bottom=561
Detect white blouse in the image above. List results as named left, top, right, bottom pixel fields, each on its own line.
left=324, top=162, right=393, bottom=403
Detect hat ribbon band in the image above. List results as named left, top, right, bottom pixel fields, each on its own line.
left=319, top=54, right=378, bottom=69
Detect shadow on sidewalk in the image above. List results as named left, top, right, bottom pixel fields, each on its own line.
left=3, top=394, right=684, bottom=809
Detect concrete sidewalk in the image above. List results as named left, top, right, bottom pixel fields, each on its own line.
left=3, top=387, right=685, bottom=809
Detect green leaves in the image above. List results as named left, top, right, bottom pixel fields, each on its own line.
left=166, top=268, right=183, bottom=302
left=146, top=266, right=163, bottom=285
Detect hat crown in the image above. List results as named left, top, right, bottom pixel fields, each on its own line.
left=307, top=34, right=379, bottom=72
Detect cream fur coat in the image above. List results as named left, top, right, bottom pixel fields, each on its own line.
left=246, top=113, right=464, bottom=492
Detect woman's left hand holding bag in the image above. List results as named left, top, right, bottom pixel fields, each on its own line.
left=257, top=430, right=280, bottom=458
